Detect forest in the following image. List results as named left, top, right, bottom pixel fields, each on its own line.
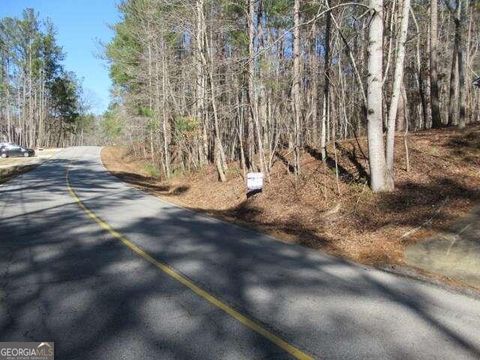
left=0, top=9, right=94, bottom=148
left=104, top=0, right=480, bottom=193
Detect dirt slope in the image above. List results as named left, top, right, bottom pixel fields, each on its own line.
left=101, top=125, right=480, bottom=282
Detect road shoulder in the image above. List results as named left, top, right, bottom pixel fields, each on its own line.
left=0, top=148, right=61, bottom=184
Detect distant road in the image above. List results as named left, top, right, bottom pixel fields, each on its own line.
left=1, top=146, right=480, bottom=359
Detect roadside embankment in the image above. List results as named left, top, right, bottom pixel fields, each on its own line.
left=102, top=126, right=480, bottom=290
left=0, top=148, right=61, bottom=184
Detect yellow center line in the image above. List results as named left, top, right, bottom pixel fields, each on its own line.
left=65, top=165, right=314, bottom=360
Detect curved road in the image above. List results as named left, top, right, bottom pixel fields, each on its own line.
left=1, top=146, right=480, bottom=359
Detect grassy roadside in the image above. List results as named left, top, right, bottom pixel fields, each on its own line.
left=101, top=125, right=480, bottom=290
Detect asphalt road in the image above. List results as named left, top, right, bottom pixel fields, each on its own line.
left=1, top=146, right=480, bottom=359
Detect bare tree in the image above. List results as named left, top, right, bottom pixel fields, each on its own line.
left=292, top=0, right=301, bottom=175
left=386, top=0, right=411, bottom=187
left=366, top=0, right=389, bottom=192
left=102, top=0, right=480, bottom=192
left=430, top=0, right=442, bottom=128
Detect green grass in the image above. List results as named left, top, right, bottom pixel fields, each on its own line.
left=143, top=163, right=161, bottom=178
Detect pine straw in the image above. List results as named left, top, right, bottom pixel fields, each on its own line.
left=101, top=125, right=480, bottom=269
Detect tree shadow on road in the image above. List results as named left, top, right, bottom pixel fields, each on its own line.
left=1, top=153, right=480, bottom=359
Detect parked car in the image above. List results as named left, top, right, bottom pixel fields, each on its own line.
left=0, top=143, right=35, bottom=158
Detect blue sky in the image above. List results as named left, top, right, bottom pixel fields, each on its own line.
left=0, top=0, right=120, bottom=114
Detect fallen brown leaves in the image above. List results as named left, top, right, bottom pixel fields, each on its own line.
left=101, top=125, right=480, bottom=269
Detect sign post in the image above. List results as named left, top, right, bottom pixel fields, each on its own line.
left=246, top=172, right=264, bottom=197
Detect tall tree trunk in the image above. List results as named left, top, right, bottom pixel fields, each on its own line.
left=309, top=21, right=318, bottom=144
left=5, top=56, right=12, bottom=142
left=457, top=0, right=467, bottom=129
left=207, top=26, right=227, bottom=181
left=367, top=0, right=389, bottom=192
left=321, top=0, right=332, bottom=162
left=196, top=0, right=207, bottom=166
left=386, top=0, right=411, bottom=188
left=430, top=0, right=442, bottom=128
left=161, top=45, right=171, bottom=178
left=411, top=8, right=429, bottom=130
left=248, top=0, right=266, bottom=175
left=447, top=36, right=459, bottom=126
left=292, top=0, right=301, bottom=175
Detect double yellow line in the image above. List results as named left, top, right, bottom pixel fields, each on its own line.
left=66, top=166, right=314, bottom=360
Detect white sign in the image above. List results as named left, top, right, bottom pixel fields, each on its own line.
left=247, top=172, right=264, bottom=191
